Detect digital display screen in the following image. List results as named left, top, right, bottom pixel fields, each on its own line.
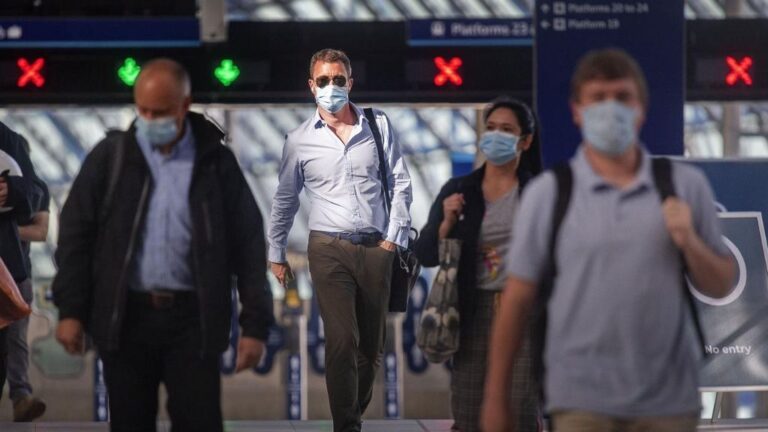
left=0, top=46, right=531, bottom=104
left=0, top=20, right=766, bottom=104
left=686, top=20, right=768, bottom=101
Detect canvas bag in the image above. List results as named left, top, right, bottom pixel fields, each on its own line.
left=417, top=238, right=461, bottom=363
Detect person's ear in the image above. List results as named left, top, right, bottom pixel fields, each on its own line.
left=518, top=134, right=533, bottom=152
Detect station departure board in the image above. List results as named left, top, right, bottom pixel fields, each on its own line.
left=0, top=21, right=533, bottom=104
left=687, top=19, right=768, bottom=101
left=0, top=20, right=766, bottom=104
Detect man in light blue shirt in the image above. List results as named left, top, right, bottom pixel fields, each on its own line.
left=268, top=48, right=412, bottom=432
left=133, top=117, right=195, bottom=291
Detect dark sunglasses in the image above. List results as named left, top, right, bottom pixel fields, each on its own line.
left=313, top=75, right=348, bottom=88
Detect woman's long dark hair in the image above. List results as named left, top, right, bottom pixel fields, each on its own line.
left=482, top=96, right=543, bottom=178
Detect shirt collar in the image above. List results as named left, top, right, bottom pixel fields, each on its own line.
left=573, top=144, right=654, bottom=192
left=312, top=102, right=363, bottom=129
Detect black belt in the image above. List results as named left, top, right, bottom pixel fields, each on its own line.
left=315, top=231, right=382, bottom=246
left=128, top=290, right=196, bottom=310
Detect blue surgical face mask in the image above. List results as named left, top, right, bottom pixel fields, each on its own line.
left=136, top=116, right=180, bottom=147
left=315, top=85, right=349, bottom=113
left=479, top=130, right=520, bottom=165
left=580, top=100, right=639, bottom=156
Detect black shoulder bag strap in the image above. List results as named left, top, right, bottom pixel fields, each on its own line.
left=364, top=108, right=392, bottom=215
left=99, top=131, right=126, bottom=224
left=651, top=157, right=709, bottom=358
left=532, top=163, right=573, bottom=400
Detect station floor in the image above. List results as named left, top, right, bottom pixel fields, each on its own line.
left=1, top=420, right=768, bottom=431
left=0, top=420, right=453, bottom=432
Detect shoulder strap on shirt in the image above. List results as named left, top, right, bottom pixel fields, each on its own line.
left=651, top=157, right=709, bottom=358
left=364, top=107, right=392, bottom=216
left=99, top=130, right=126, bottom=225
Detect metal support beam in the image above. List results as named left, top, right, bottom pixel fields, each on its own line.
left=200, top=0, right=227, bottom=42
left=721, top=0, right=744, bottom=157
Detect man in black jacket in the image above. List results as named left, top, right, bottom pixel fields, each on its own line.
left=0, top=121, right=41, bottom=406
left=53, top=59, right=274, bottom=432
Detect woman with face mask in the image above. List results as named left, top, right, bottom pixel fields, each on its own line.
left=414, top=97, right=542, bottom=432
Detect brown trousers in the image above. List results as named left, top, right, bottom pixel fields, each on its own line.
left=307, top=232, right=394, bottom=432
left=552, top=411, right=698, bottom=432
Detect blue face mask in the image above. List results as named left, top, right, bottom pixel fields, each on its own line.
left=479, top=131, right=520, bottom=165
left=136, top=116, right=180, bottom=147
left=581, top=100, right=639, bottom=156
left=315, top=85, right=349, bottom=113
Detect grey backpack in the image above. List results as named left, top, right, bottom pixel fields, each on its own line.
left=417, top=238, right=461, bottom=363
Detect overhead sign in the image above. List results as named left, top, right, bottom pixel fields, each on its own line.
left=726, top=56, right=753, bottom=86
left=687, top=19, right=768, bottom=101
left=0, top=18, right=199, bottom=48
left=16, top=57, right=44, bottom=88
left=408, top=19, right=533, bottom=46
left=535, top=0, right=685, bottom=167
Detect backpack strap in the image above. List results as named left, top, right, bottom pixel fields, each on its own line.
left=539, top=163, right=574, bottom=301
left=99, top=130, right=126, bottom=225
left=364, top=107, right=392, bottom=216
left=549, top=164, right=574, bottom=271
left=651, top=157, right=709, bottom=358
left=651, top=156, right=675, bottom=200
left=532, top=163, right=573, bottom=400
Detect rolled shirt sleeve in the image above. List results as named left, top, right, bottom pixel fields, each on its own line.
left=378, top=112, right=412, bottom=248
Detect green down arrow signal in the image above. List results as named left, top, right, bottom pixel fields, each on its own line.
left=215, top=59, right=240, bottom=87
left=118, top=58, right=141, bottom=87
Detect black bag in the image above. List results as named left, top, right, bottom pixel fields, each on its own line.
left=532, top=157, right=707, bottom=402
left=364, top=108, right=421, bottom=313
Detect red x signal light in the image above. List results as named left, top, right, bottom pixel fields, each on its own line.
left=726, top=56, right=753, bottom=86
left=434, top=56, right=463, bottom=87
left=17, top=58, right=45, bottom=88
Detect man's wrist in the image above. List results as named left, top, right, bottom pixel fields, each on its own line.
left=268, top=246, right=287, bottom=263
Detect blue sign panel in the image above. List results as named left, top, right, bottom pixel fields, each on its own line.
left=307, top=297, right=326, bottom=375
left=408, top=19, right=533, bottom=46
left=682, top=159, right=768, bottom=389
left=697, top=214, right=768, bottom=389
left=688, top=159, right=768, bottom=221
left=383, top=352, right=401, bottom=419
left=535, top=1, right=685, bottom=167
left=93, top=357, right=109, bottom=422
left=403, top=275, right=430, bottom=374
left=286, top=354, right=303, bottom=420
left=0, top=18, right=200, bottom=48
